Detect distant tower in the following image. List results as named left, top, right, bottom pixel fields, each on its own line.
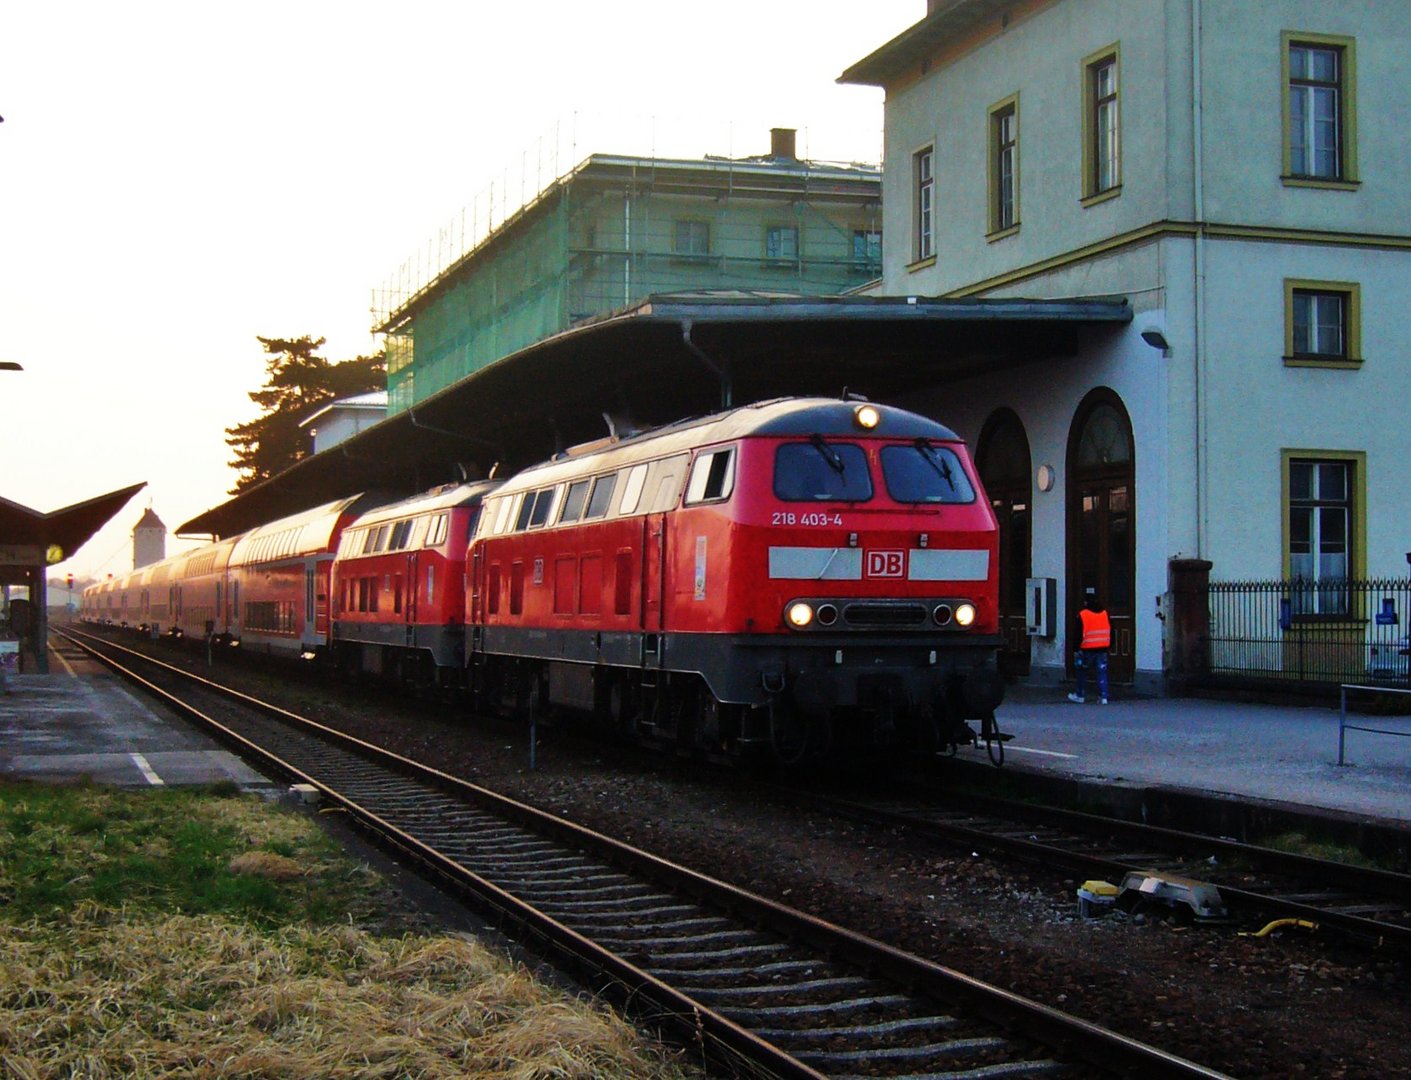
left=132, top=508, right=166, bottom=569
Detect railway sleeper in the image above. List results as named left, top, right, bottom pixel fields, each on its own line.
left=673, top=975, right=878, bottom=1001
left=644, top=958, right=825, bottom=982
left=721, top=993, right=913, bottom=1024
left=591, top=928, right=769, bottom=952
left=751, top=1013, right=966, bottom=1044
left=798, top=1034, right=1012, bottom=1069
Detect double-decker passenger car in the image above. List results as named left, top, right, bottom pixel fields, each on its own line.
left=466, top=396, right=1003, bottom=763
left=331, top=481, right=499, bottom=684
left=226, top=496, right=364, bottom=657
left=83, top=496, right=365, bottom=660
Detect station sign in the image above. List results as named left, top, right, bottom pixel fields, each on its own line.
left=0, top=545, right=43, bottom=566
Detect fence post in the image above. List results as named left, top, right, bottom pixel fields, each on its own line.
left=1168, top=559, right=1214, bottom=693
left=1338, top=684, right=1347, bottom=766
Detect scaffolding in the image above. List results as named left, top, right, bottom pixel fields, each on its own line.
left=373, top=119, right=883, bottom=415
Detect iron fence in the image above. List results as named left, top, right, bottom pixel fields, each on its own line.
left=1205, top=577, right=1411, bottom=687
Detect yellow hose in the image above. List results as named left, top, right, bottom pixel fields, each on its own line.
left=1240, top=918, right=1319, bottom=938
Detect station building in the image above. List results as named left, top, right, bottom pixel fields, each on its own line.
left=843, top=0, right=1411, bottom=692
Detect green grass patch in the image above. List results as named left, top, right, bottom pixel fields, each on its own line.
left=1263, top=830, right=1378, bottom=869
left=0, top=781, right=373, bottom=926
left=0, top=781, right=701, bottom=1079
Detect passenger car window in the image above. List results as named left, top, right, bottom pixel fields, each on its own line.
left=774, top=441, right=873, bottom=502
left=881, top=443, right=977, bottom=504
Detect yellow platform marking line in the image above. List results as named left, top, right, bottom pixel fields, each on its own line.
left=130, top=753, right=165, bottom=786
left=50, top=646, right=79, bottom=677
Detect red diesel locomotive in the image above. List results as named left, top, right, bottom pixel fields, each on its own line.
left=331, top=481, right=498, bottom=683
left=466, top=397, right=1003, bottom=763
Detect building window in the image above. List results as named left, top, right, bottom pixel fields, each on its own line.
left=1083, top=46, right=1120, bottom=200
left=1284, top=279, right=1360, bottom=366
left=851, top=229, right=882, bottom=267
left=765, top=225, right=799, bottom=261
left=1285, top=455, right=1362, bottom=616
left=988, top=96, right=1019, bottom=236
left=1283, top=33, right=1357, bottom=185
left=913, top=147, right=934, bottom=262
left=673, top=219, right=710, bottom=256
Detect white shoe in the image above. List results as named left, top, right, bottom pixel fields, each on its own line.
left=1099, top=698, right=1109, bottom=705
left=1067, top=693, right=1085, bottom=704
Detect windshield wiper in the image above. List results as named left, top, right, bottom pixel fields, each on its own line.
left=914, top=438, right=956, bottom=489
left=810, top=434, right=846, bottom=475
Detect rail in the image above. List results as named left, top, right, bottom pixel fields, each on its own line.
left=1337, top=683, right=1411, bottom=766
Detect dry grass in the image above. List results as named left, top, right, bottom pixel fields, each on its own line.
left=0, top=784, right=702, bottom=1080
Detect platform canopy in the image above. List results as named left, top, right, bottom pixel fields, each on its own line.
left=179, top=292, right=1131, bottom=539
left=0, top=482, right=147, bottom=583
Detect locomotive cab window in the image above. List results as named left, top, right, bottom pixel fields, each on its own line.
left=618, top=464, right=649, bottom=515
left=559, top=479, right=591, bottom=524
left=685, top=447, right=737, bottom=504
left=492, top=495, right=516, bottom=535
left=426, top=513, right=449, bottom=547
left=527, top=487, right=558, bottom=529
left=881, top=443, right=978, bottom=504
left=584, top=473, right=617, bottom=520
left=513, top=492, right=536, bottom=531
left=774, top=441, right=872, bottom=502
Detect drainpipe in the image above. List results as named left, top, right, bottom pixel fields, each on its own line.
left=623, top=186, right=632, bottom=308
left=1191, top=0, right=1208, bottom=557
left=681, top=319, right=732, bottom=410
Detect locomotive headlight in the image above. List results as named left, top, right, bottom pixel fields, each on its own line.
left=853, top=403, right=881, bottom=430
left=786, top=601, right=815, bottom=628
left=954, top=602, right=977, bottom=627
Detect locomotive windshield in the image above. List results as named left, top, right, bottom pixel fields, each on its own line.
left=774, top=440, right=873, bottom=502
left=881, top=442, right=977, bottom=504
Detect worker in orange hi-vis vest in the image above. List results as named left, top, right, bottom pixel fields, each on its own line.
left=1068, top=591, right=1111, bottom=705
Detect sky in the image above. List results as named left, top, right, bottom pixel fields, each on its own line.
left=0, top=0, right=922, bottom=581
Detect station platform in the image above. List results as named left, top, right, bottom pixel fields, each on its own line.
left=962, top=686, right=1411, bottom=828
left=0, top=645, right=274, bottom=791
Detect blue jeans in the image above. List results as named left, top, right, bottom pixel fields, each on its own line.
left=1075, top=649, right=1109, bottom=699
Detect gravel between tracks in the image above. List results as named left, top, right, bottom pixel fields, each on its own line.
left=151, top=651, right=1410, bottom=1080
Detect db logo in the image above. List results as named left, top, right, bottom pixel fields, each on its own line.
left=865, top=550, right=905, bottom=578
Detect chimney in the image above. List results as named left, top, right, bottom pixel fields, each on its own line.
left=770, top=127, right=797, bottom=161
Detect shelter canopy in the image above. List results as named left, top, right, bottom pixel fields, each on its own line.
left=0, top=483, right=146, bottom=582
left=180, top=292, right=1130, bottom=538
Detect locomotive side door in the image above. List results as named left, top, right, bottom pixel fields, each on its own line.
left=404, top=550, right=418, bottom=646
left=642, top=513, right=666, bottom=633
left=640, top=512, right=667, bottom=677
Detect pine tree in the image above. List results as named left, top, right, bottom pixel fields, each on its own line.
left=224, top=335, right=385, bottom=493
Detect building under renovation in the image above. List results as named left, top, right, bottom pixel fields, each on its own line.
left=374, top=128, right=883, bottom=413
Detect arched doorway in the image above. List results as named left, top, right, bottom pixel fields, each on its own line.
left=1066, top=390, right=1135, bottom=684
left=977, top=409, right=1032, bottom=676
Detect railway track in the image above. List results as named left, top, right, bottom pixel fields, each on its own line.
left=57, top=626, right=1228, bottom=1080
left=787, top=781, right=1411, bottom=954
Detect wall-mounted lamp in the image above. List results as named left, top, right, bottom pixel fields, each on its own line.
left=1036, top=464, right=1055, bottom=492
left=1140, top=328, right=1170, bottom=353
